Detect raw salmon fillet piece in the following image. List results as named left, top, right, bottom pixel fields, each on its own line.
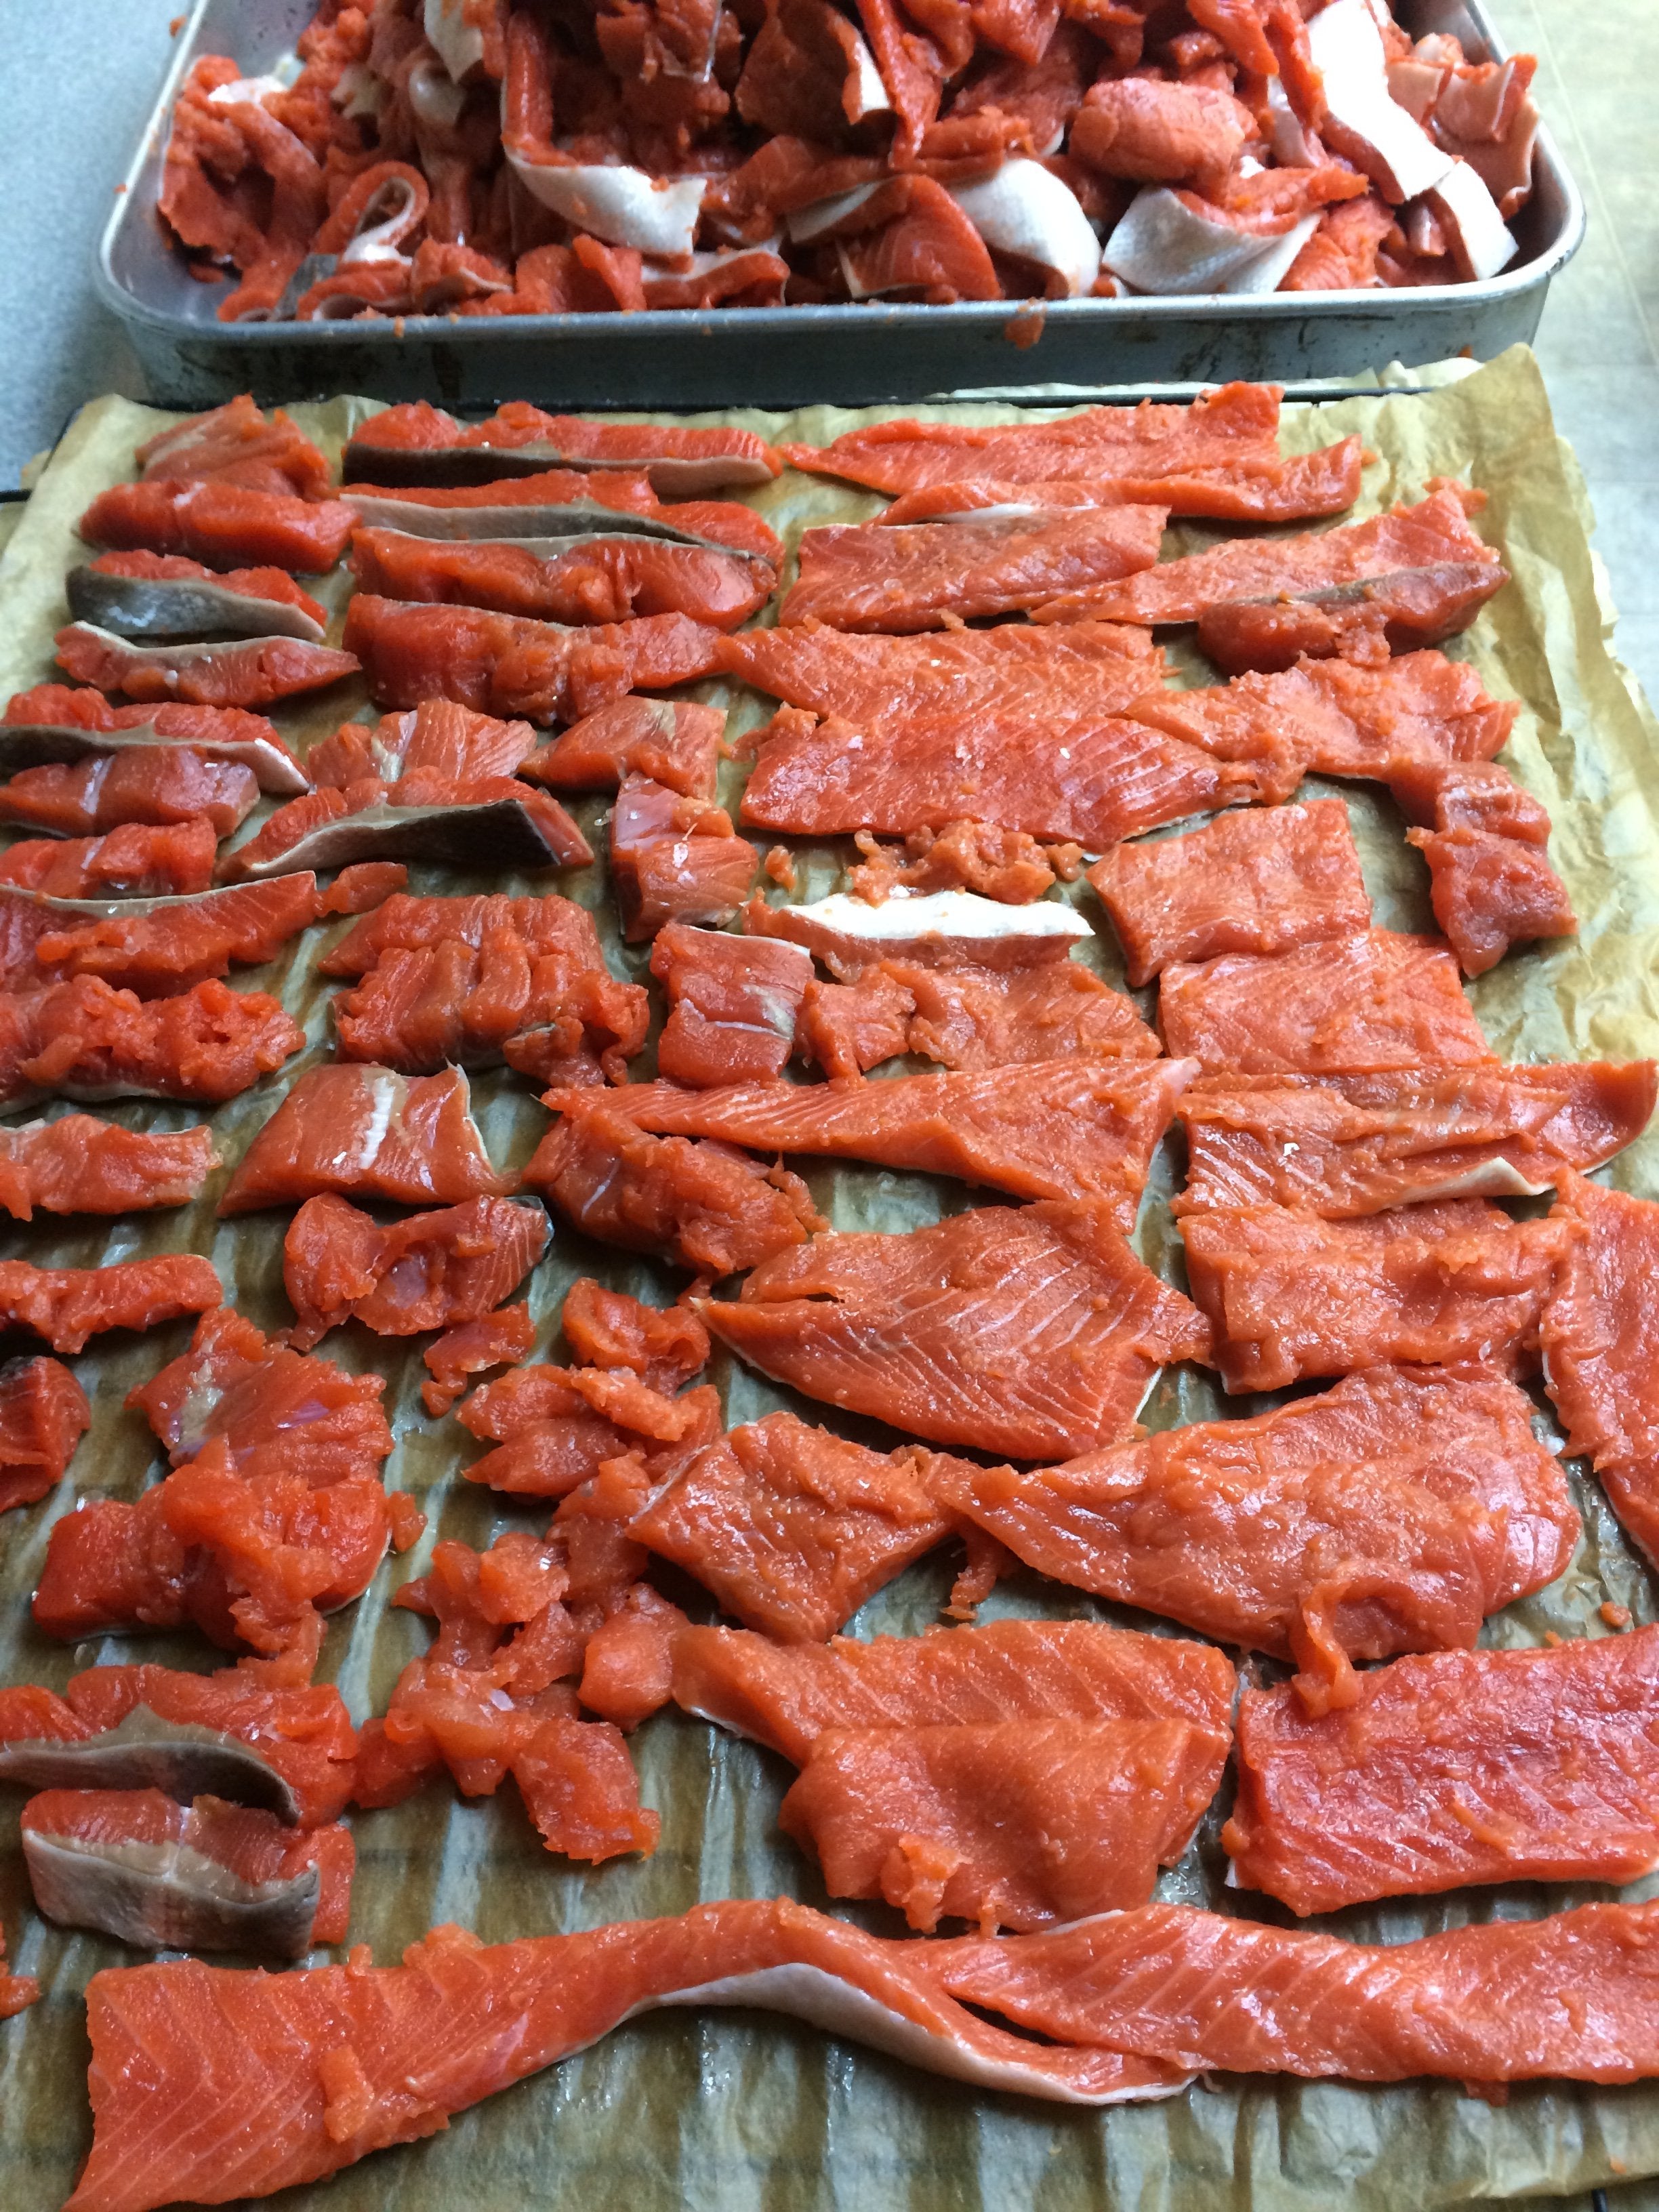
left=218, top=775, right=592, bottom=879
left=925, top=1364, right=1577, bottom=1713
left=345, top=401, right=783, bottom=495
left=779, top=506, right=1168, bottom=632
left=0, top=1114, right=218, bottom=1218
left=343, top=594, right=723, bottom=724
left=780, top=1715, right=1227, bottom=1931
left=348, top=527, right=776, bottom=631
left=1088, top=797, right=1371, bottom=985
left=1391, top=752, right=1552, bottom=840
left=1406, top=822, right=1577, bottom=975
left=520, top=696, right=723, bottom=800
left=283, top=1194, right=549, bottom=1351
left=0, top=1355, right=89, bottom=1513
left=1179, top=1197, right=1574, bottom=1391
left=340, top=472, right=783, bottom=565
left=696, top=1201, right=1211, bottom=1459
left=583, top=1057, right=1197, bottom=1219
left=844, top=819, right=1083, bottom=905
left=0, top=1255, right=220, bottom=1352
left=1226, top=1626, right=1659, bottom=1915
left=133, top=397, right=331, bottom=500
left=0, top=1654, right=361, bottom=1827
left=798, top=958, right=1160, bottom=1078
left=1175, top=1061, right=1656, bottom=1216
left=0, top=975, right=302, bottom=1111
left=21, top=1789, right=354, bottom=1956
left=421, top=1306, right=537, bottom=1419
left=651, top=924, right=813, bottom=1086
left=672, top=1618, right=1237, bottom=1762
left=1158, top=928, right=1495, bottom=1074
left=1541, top=1171, right=1659, bottom=1566
left=66, top=1905, right=1176, bottom=2212
left=632, top=1413, right=952, bottom=1641
left=874, top=443, right=1366, bottom=524
left=305, top=699, right=539, bottom=787
left=1070, top=75, right=1254, bottom=179
left=562, top=1277, right=710, bottom=1392
left=53, top=623, right=359, bottom=712
left=0, top=819, right=218, bottom=898
left=218, top=1065, right=510, bottom=1214
left=77, top=480, right=356, bottom=575
left=459, top=1359, right=720, bottom=1503
left=612, top=774, right=758, bottom=939
left=71, top=550, right=327, bottom=642
left=321, top=892, right=647, bottom=1081
left=524, top=1094, right=822, bottom=1278
left=0, top=749, right=259, bottom=837
left=1, top=686, right=310, bottom=794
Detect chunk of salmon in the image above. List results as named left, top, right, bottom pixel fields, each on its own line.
left=562, top=1278, right=710, bottom=1392
left=218, top=773, right=592, bottom=879
left=72, top=550, right=327, bottom=642
left=458, top=1358, right=720, bottom=1502
left=0, top=1355, right=89, bottom=1513
left=0, top=686, right=310, bottom=795
left=136, top=395, right=333, bottom=499
left=0, top=819, right=219, bottom=898
left=0, top=976, right=302, bottom=1111
left=52, top=624, right=359, bottom=711
left=0, top=1254, right=219, bottom=1352
left=798, top=956, right=1160, bottom=1076
left=77, top=480, right=356, bottom=575
left=348, top=527, right=776, bottom=631
left=1406, top=821, right=1576, bottom=975
left=1071, top=77, right=1256, bottom=181
left=422, top=1305, right=538, bottom=1418
left=0, top=748, right=259, bottom=837
left=651, top=924, right=812, bottom=1086
left=219, top=1064, right=510, bottom=1214
left=305, top=699, right=539, bottom=788
left=846, top=819, right=1082, bottom=903
left=519, top=696, right=723, bottom=800
left=344, top=401, right=783, bottom=496
left=0, top=1113, right=216, bottom=1218
left=283, top=1193, right=549, bottom=1351
left=612, top=774, right=758, bottom=940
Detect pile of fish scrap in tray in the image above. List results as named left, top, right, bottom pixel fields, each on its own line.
left=0, top=347, right=1657, bottom=2212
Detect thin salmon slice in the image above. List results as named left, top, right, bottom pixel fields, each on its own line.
left=1541, top=1171, right=1659, bottom=1567
left=1190, top=562, right=1509, bottom=675
left=459, top=1359, right=720, bottom=1502
left=581, top=1057, right=1196, bottom=1219
left=1406, top=822, right=1577, bottom=975
left=697, top=1201, right=1210, bottom=1459
left=1227, top=1626, right=1659, bottom=1916
left=672, top=1618, right=1237, bottom=1762
left=523, top=1094, right=823, bottom=1278
left=632, top=1412, right=952, bottom=1641
left=77, top=480, right=356, bottom=574
left=53, top=623, right=359, bottom=711
left=1180, top=1197, right=1573, bottom=1391
left=520, top=696, right=724, bottom=800
left=341, top=470, right=783, bottom=565
left=0, top=976, right=303, bottom=1111
left=218, top=775, right=592, bottom=879
left=283, top=1193, right=549, bottom=1351
left=925, top=1364, right=1577, bottom=1713
left=306, top=698, right=539, bottom=787
left=1, top=685, right=310, bottom=794
left=20, top=1788, right=354, bottom=1956
left=798, top=956, right=1160, bottom=1078
left=1089, top=797, right=1370, bottom=985
left=0, top=1254, right=219, bottom=1352
left=1158, top=928, right=1495, bottom=1073
left=66, top=1905, right=1176, bottom=2212
left=0, top=1114, right=218, bottom=1218
left=612, top=774, right=757, bottom=939
left=344, top=400, right=783, bottom=495
left=844, top=819, right=1084, bottom=904
left=781, top=1715, right=1227, bottom=1931
left=876, top=445, right=1366, bottom=523
left=344, top=595, right=724, bottom=724
left=652, top=924, right=813, bottom=1086
left=0, top=748, right=259, bottom=837
left=69, top=551, right=328, bottom=643
left=1175, top=1061, right=1656, bottom=1216
left=779, top=506, right=1168, bottom=632
left=0, top=1355, right=89, bottom=1512
left=348, top=527, right=777, bottom=631
left=0, top=818, right=220, bottom=897
left=218, top=1063, right=510, bottom=1214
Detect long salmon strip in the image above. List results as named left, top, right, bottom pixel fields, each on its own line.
left=875, top=444, right=1365, bottom=524
left=1226, top=1627, right=1659, bottom=1915
left=347, top=527, right=776, bottom=632
left=922, top=1364, right=1577, bottom=1711
left=560, top=1058, right=1198, bottom=1221
left=0, top=1115, right=218, bottom=1219
left=344, top=402, right=783, bottom=496
left=0, top=1256, right=220, bottom=1353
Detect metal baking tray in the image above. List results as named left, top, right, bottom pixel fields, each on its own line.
left=96, top=0, right=1586, bottom=410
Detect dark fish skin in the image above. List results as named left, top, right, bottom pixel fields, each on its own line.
left=0, top=1708, right=302, bottom=1821
left=341, top=438, right=777, bottom=495
left=0, top=722, right=311, bottom=795
left=23, top=1827, right=320, bottom=1957
left=66, top=567, right=327, bottom=644
left=222, top=798, right=589, bottom=880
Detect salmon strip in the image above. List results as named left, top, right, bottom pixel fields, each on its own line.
left=876, top=443, right=1366, bottom=524
left=779, top=506, right=1168, bottom=632
left=570, top=1057, right=1197, bottom=1221
left=1176, top=1061, right=1656, bottom=1217
left=1, top=687, right=310, bottom=796
left=1179, top=1197, right=1574, bottom=1392
left=218, top=775, right=592, bottom=880
left=1407, top=821, right=1577, bottom=975
left=798, top=956, right=1159, bottom=1078
left=1158, top=929, right=1495, bottom=1074
left=70, top=551, right=327, bottom=643
left=218, top=1064, right=510, bottom=1214
left=1227, top=1627, right=1659, bottom=1915
left=341, top=472, right=783, bottom=566
left=78, top=481, right=356, bottom=575
left=924, top=1364, right=1577, bottom=1711
left=0, top=1255, right=220, bottom=1353
left=283, top=1194, right=550, bottom=1351
left=0, top=976, right=303, bottom=1111
left=1089, top=797, right=1371, bottom=985
left=52, top=624, right=359, bottom=711
left=697, top=1202, right=1211, bottom=1458
left=0, top=1355, right=89, bottom=1513
left=519, top=697, right=723, bottom=800
left=0, top=749, right=259, bottom=838
left=306, top=699, right=539, bottom=787
left=0, top=819, right=220, bottom=899
left=344, top=401, right=783, bottom=496
left=348, top=527, right=776, bottom=632
left=0, top=1115, right=218, bottom=1219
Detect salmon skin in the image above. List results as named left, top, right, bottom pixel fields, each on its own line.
left=779, top=505, right=1168, bottom=631
left=0, top=1115, right=217, bottom=1220
left=1407, top=819, right=1577, bottom=975
left=632, top=1412, right=952, bottom=1641
left=652, top=924, right=813, bottom=1086
left=0, top=1355, right=89, bottom=1513
left=342, top=475, right=784, bottom=565
left=579, top=1057, right=1197, bottom=1222
left=0, top=1255, right=220, bottom=1352
left=218, top=1064, right=511, bottom=1214
left=69, top=553, right=328, bottom=643
left=0, top=819, right=219, bottom=899
left=344, top=594, right=724, bottom=724
left=697, top=1202, right=1211, bottom=1458
left=283, top=1193, right=549, bottom=1351
left=52, top=623, right=359, bottom=711
left=875, top=444, right=1366, bottom=525
left=747, top=887, right=1096, bottom=977
left=78, top=480, right=356, bottom=575
left=1158, top=928, right=1496, bottom=1074
left=20, top=1789, right=354, bottom=1958
left=520, top=697, right=723, bottom=800
left=1227, top=1626, right=1659, bottom=1915
left=925, top=1364, right=1578, bottom=1713
left=1089, top=797, right=1371, bottom=985
left=0, top=685, right=311, bottom=794
left=1175, top=1061, right=1657, bottom=1217
left=1541, top=1172, right=1659, bottom=1568
left=0, top=748, right=260, bottom=839
left=344, top=401, right=783, bottom=495
left=1179, top=1197, right=1574, bottom=1392
left=306, top=698, right=539, bottom=787
left=217, top=778, right=592, bottom=880
left=348, top=525, right=777, bottom=630
left=0, top=976, right=303, bottom=1112
left=612, top=775, right=757, bottom=939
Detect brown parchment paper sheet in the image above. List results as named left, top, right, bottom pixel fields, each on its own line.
left=0, top=346, right=1658, bottom=2212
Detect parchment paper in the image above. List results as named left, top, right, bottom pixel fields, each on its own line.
left=0, top=346, right=1656, bottom=2212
